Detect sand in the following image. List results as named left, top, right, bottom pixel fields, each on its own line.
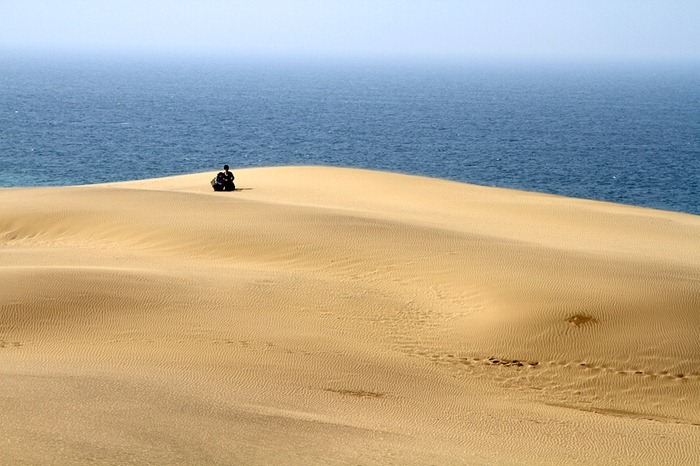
left=1, top=166, right=699, bottom=465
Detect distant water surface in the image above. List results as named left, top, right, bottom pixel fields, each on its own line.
left=1, top=54, right=698, bottom=214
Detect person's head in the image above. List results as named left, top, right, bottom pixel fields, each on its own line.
left=224, top=164, right=229, bottom=171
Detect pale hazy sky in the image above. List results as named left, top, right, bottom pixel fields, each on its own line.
left=1, top=0, right=698, bottom=61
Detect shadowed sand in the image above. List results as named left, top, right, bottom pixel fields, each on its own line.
left=1, top=166, right=699, bottom=464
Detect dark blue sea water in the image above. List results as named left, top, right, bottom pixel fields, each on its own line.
left=1, top=54, right=699, bottom=215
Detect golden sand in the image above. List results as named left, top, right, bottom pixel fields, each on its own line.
left=2, top=166, right=699, bottom=464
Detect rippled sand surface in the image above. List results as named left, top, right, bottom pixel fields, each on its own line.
left=2, top=166, right=699, bottom=464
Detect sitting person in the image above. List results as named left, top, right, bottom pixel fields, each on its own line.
left=211, top=171, right=226, bottom=191
left=222, top=164, right=235, bottom=191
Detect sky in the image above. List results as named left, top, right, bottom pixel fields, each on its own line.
left=1, top=0, right=699, bottom=61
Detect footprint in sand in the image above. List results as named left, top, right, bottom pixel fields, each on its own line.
left=565, top=314, right=599, bottom=327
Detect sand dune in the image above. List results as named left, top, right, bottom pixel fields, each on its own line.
left=2, top=166, right=699, bottom=464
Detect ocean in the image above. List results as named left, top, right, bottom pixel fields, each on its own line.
left=1, top=54, right=699, bottom=215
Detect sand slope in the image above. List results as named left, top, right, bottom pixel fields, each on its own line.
left=1, top=166, right=699, bottom=464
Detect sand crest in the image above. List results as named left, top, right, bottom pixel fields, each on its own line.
left=2, top=166, right=699, bottom=464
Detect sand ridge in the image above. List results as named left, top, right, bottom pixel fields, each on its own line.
left=2, top=166, right=699, bottom=464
